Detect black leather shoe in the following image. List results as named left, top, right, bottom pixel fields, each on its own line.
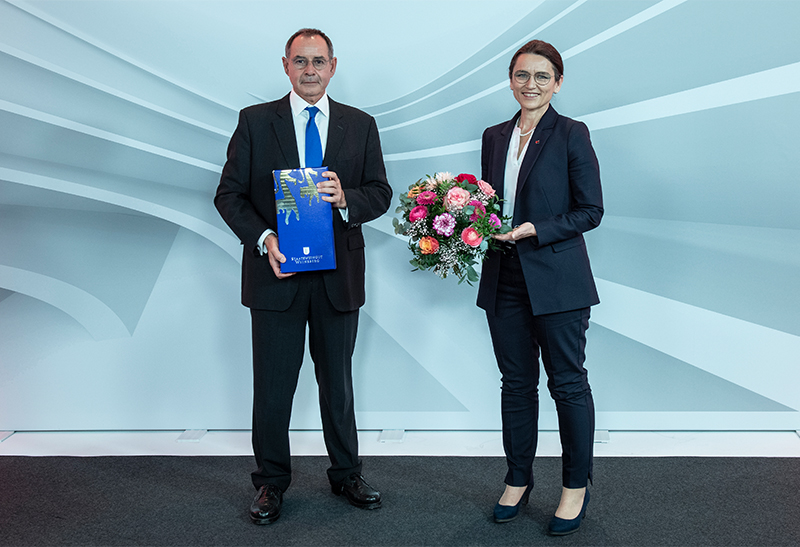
left=250, top=484, right=282, bottom=525
left=331, top=473, right=382, bottom=509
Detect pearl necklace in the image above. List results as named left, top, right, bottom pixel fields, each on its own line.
left=519, top=125, right=535, bottom=137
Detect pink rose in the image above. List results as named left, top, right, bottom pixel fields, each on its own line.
left=477, top=180, right=496, bottom=198
left=409, top=205, right=428, bottom=222
left=445, top=187, right=471, bottom=210
left=416, top=191, right=437, bottom=205
left=489, top=213, right=501, bottom=228
left=468, top=200, right=486, bottom=222
left=461, top=227, right=483, bottom=247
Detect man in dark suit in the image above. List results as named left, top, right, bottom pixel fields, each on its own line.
left=215, top=28, right=392, bottom=525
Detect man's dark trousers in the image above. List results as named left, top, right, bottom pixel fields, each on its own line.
left=250, top=272, right=361, bottom=492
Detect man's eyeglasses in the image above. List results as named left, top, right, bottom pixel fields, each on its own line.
left=513, top=71, right=553, bottom=86
left=292, top=57, right=329, bottom=70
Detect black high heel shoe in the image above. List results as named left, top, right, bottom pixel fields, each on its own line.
left=493, top=483, right=533, bottom=523
left=547, top=489, right=590, bottom=536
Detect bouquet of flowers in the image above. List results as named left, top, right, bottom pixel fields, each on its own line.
left=392, top=172, right=510, bottom=284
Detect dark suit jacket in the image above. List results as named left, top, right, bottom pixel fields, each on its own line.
left=215, top=95, right=392, bottom=312
left=477, top=105, right=603, bottom=316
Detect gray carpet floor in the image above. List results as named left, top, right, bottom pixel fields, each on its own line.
left=1, top=455, right=798, bottom=546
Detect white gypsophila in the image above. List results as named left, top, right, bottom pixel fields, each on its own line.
left=435, top=243, right=461, bottom=278
left=473, top=190, right=491, bottom=205
left=405, top=220, right=430, bottom=239
left=453, top=238, right=473, bottom=257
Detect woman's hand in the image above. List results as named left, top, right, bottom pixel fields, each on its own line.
left=494, top=222, right=537, bottom=242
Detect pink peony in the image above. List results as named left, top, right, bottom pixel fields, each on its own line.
left=409, top=205, right=428, bottom=222
left=461, top=227, right=483, bottom=247
left=477, top=180, right=496, bottom=198
left=445, top=187, right=471, bottom=210
left=468, top=200, right=486, bottom=222
left=416, top=190, right=437, bottom=205
left=433, top=213, right=456, bottom=237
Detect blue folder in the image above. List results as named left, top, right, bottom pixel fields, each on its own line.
left=272, top=167, right=337, bottom=273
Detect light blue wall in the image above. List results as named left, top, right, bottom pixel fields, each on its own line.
left=1, top=0, right=798, bottom=431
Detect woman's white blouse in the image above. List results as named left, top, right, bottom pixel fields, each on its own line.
left=503, top=124, right=533, bottom=224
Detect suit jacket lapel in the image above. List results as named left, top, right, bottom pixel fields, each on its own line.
left=493, top=114, right=518, bottom=216
left=516, top=104, right=558, bottom=196
left=324, top=99, right=346, bottom=166
left=272, top=95, right=300, bottom=167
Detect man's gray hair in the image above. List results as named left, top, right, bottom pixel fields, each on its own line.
left=285, top=28, right=334, bottom=59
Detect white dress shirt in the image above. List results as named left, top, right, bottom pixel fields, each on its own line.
left=257, top=91, right=347, bottom=255
left=290, top=90, right=330, bottom=167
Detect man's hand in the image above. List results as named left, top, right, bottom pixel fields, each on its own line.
left=265, top=233, right=296, bottom=279
left=493, top=222, right=537, bottom=242
left=317, top=171, right=347, bottom=208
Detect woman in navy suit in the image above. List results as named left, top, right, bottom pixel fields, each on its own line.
left=477, top=40, right=603, bottom=536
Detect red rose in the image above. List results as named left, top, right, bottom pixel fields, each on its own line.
left=455, top=173, right=478, bottom=184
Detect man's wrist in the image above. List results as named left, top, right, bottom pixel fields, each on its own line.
left=257, top=229, right=276, bottom=255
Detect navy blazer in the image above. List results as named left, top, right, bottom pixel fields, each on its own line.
left=477, top=105, right=603, bottom=316
left=215, top=95, right=392, bottom=312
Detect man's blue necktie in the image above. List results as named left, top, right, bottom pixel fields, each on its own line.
left=305, top=106, right=323, bottom=168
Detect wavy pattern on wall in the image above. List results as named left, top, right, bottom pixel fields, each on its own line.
left=0, top=0, right=239, bottom=338
left=0, top=0, right=797, bottom=430
left=363, top=0, right=800, bottom=425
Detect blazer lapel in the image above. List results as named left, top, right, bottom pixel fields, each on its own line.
left=516, top=104, right=558, bottom=196
left=324, top=99, right=346, bottom=166
left=493, top=115, right=518, bottom=216
left=272, top=95, right=300, bottom=167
